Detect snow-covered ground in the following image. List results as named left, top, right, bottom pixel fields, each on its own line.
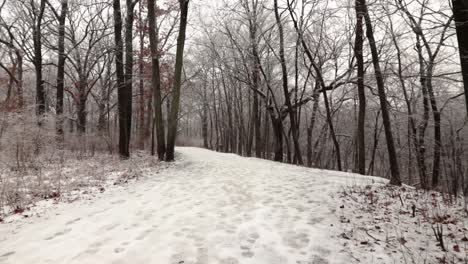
left=0, top=147, right=466, bottom=263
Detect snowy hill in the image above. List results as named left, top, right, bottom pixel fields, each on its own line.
left=0, top=148, right=466, bottom=264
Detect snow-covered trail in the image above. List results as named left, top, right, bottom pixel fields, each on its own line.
left=0, top=147, right=378, bottom=264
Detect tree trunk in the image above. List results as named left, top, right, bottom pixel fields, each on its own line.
left=453, top=0, right=468, bottom=116
left=113, top=0, right=129, bottom=158
left=321, top=86, right=342, bottom=171
left=361, top=0, right=401, bottom=185
left=77, top=92, right=87, bottom=134
left=123, top=0, right=136, bottom=156
left=271, top=115, right=283, bottom=162
left=274, top=0, right=303, bottom=165
left=16, top=51, right=23, bottom=109
left=166, top=0, right=189, bottom=161
left=33, top=0, right=46, bottom=119
left=56, top=0, right=68, bottom=141
left=148, top=0, right=166, bottom=159
left=355, top=0, right=366, bottom=175
left=137, top=2, right=146, bottom=149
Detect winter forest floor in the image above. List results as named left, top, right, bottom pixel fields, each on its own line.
left=0, top=147, right=467, bottom=264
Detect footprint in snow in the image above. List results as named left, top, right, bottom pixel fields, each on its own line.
left=81, top=241, right=104, bottom=255
left=44, top=228, right=72, bottom=240
left=114, top=248, right=125, bottom=253
left=65, top=217, right=81, bottom=225
left=111, top=199, right=126, bottom=205
left=0, top=251, right=14, bottom=258
left=219, top=257, right=239, bottom=264
left=135, top=229, right=153, bottom=240
left=103, top=223, right=120, bottom=231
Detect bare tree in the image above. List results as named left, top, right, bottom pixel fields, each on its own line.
left=359, top=0, right=401, bottom=185
left=166, top=0, right=189, bottom=161
left=452, top=0, right=468, bottom=115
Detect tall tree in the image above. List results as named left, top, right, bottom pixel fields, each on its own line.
left=360, top=0, right=401, bottom=185
left=113, top=0, right=128, bottom=158
left=33, top=0, right=47, bottom=119
left=242, top=0, right=262, bottom=158
left=114, top=0, right=139, bottom=158
left=452, top=0, right=468, bottom=116
left=166, top=0, right=189, bottom=161
left=273, top=0, right=303, bottom=165
left=148, top=0, right=166, bottom=159
left=47, top=0, right=68, bottom=140
left=355, top=0, right=366, bottom=175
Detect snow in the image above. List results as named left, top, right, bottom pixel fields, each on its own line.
left=0, top=147, right=466, bottom=264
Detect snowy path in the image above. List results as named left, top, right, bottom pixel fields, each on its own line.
left=0, top=147, right=379, bottom=264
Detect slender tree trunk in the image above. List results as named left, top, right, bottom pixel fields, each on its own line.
left=355, top=0, right=366, bottom=175
left=166, top=0, right=190, bottom=161
left=452, top=0, right=468, bottom=116
left=307, top=91, right=320, bottom=167
left=426, top=66, right=441, bottom=187
left=56, top=0, right=68, bottom=141
left=274, top=0, right=303, bottom=165
left=33, top=0, right=46, bottom=119
left=416, top=37, right=430, bottom=188
left=271, top=115, right=283, bottom=162
left=368, top=111, right=382, bottom=175
left=321, top=86, right=342, bottom=171
left=113, top=0, right=129, bottom=158
left=122, top=0, right=136, bottom=156
left=361, top=0, right=401, bottom=185
left=248, top=6, right=262, bottom=158
left=16, top=51, right=23, bottom=109
left=77, top=91, right=87, bottom=134
left=148, top=0, right=166, bottom=159
left=137, top=2, right=146, bottom=149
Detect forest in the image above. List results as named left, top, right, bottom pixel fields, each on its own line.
left=0, top=0, right=468, bottom=262
left=1, top=0, right=466, bottom=191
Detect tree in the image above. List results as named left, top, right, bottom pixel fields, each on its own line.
left=0, top=19, right=23, bottom=110
left=33, top=0, right=47, bottom=119
left=114, top=0, right=139, bottom=158
left=354, top=0, right=366, bottom=175
left=148, top=0, right=166, bottom=160
left=273, top=0, right=303, bottom=165
left=47, top=0, right=68, bottom=140
left=452, top=0, right=468, bottom=116
left=360, top=0, right=401, bottom=185
left=166, top=0, right=189, bottom=161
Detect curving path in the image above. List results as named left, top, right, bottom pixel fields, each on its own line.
left=0, top=147, right=378, bottom=264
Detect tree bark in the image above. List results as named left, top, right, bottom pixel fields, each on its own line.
left=273, top=0, right=303, bottom=165
left=355, top=0, right=366, bottom=175
left=453, top=0, right=468, bottom=116
left=137, top=2, right=146, bottom=149
left=122, top=0, right=137, bottom=155
left=166, top=0, right=189, bottom=161
left=360, top=0, right=401, bottom=185
left=56, top=0, right=68, bottom=141
left=33, top=0, right=46, bottom=119
left=113, top=0, right=129, bottom=158
left=148, top=0, right=166, bottom=159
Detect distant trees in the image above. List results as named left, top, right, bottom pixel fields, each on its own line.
left=179, top=0, right=466, bottom=191
left=0, top=0, right=467, bottom=192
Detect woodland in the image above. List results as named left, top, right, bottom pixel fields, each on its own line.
left=0, top=0, right=467, bottom=197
